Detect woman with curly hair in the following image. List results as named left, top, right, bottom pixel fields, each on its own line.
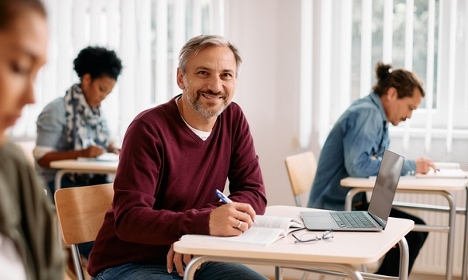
left=34, top=46, right=123, bottom=196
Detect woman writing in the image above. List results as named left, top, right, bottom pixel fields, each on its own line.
left=34, top=46, right=123, bottom=195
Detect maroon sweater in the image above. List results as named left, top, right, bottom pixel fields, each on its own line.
left=88, top=95, right=267, bottom=275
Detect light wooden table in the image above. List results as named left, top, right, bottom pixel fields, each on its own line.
left=174, top=205, right=413, bottom=280
left=50, top=159, right=118, bottom=192
left=341, top=176, right=468, bottom=280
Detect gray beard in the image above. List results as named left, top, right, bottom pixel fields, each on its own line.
left=188, top=95, right=230, bottom=118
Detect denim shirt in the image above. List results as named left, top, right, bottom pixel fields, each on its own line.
left=307, top=93, right=416, bottom=211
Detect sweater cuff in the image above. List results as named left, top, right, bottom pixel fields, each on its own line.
left=181, top=209, right=212, bottom=236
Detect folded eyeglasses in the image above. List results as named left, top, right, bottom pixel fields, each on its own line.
left=292, top=229, right=334, bottom=244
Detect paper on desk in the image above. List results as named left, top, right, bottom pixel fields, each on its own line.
left=434, top=162, right=460, bottom=169
left=181, top=227, right=286, bottom=246
left=77, top=152, right=119, bottom=162
left=416, top=162, right=467, bottom=179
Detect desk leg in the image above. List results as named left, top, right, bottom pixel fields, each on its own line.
left=344, top=188, right=363, bottom=211
left=183, top=257, right=202, bottom=280
left=54, top=169, right=68, bottom=192
left=446, top=193, right=456, bottom=280
left=462, top=187, right=468, bottom=280
left=399, top=237, right=409, bottom=280
left=54, top=169, right=69, bottom=250
left=274, top=266, right=283, bottom=280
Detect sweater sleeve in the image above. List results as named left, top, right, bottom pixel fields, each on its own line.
left=226, top=107, right=267, bottom=214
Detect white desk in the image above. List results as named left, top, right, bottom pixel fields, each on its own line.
left=174, top=205, right=413, bottom=280
left=341, top=176, right=468, bottom=280
left=50, top=159, right=118, bottom=192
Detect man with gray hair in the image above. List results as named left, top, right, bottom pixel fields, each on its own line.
left=88, top=35, right=268, bottom=280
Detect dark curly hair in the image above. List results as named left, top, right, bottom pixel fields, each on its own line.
left=73, top=46, right=123, bottom=81
left=0, top=0, right=46, bottom=30
left=372, top=62, right=425, bottom=99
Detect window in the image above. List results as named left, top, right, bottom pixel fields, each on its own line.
left=9, top=0, right=225, bottom=140
left=300, top=0, right=468, bottom=153
left=350, top=0, right=439, bottom=108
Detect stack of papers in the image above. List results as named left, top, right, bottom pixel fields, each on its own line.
left=416, top=162, right=467, bottom=179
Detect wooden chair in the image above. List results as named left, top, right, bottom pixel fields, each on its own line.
left=285, top=151, right=317, bottom=207
left=55, top=183, right=114, bottom=280
left=281, top=152, right=317, bottom=280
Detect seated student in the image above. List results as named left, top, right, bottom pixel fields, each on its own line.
left=0, top=0, right=64, bottom=279
left=308, top=62, right=436, bottom=276
left=87, top=35, right=268, bottom=280
left=34, top=46, right=123, bottom=196
left=34, top=46, right=123, bottom=260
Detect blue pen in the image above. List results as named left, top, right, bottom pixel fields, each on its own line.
left=216, top=189, right=233, bottom=204
left=215, top=189, right=258, bottom=224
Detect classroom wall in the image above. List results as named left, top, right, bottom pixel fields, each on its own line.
left=225, top=0, right=304, bottom=207
left=224, top=1, right=467, bottom=276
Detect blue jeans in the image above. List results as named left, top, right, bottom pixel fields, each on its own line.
left=92, top=262, right=268, bottom=280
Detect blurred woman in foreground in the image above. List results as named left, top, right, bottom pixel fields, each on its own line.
left=0, top=0, right=64, bottom=279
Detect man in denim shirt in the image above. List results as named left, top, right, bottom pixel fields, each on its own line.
left=308, top=62, right=435, bottom=276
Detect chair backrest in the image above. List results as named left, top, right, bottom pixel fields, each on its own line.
left=55, top=183, right=114, bottom=245
left=285, top=151, right=317, bottom=207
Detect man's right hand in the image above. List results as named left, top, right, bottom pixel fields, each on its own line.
left=209, top=203, right=256, bottom=236
left=415, top=157, right=436, bottom=174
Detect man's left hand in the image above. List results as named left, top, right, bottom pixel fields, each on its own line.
left=166, top=243, right=193, bottom=277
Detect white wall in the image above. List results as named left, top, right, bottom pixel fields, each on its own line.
left=225, top=0, right=306, bottom=206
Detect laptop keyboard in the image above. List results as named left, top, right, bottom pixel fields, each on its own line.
left=331, top=212, right=378, bottom=228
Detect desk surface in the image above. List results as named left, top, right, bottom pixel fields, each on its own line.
left=50, top=159, right=118, bottom=172
left=341, top=176, right=468, bottom=191
left=174, top=205, right=414, bottom=265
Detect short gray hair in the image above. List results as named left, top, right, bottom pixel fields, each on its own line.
left=178, top=35, right=242, bottom=77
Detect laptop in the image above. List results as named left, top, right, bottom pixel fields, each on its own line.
left=300, top=149, right=404, bottom=232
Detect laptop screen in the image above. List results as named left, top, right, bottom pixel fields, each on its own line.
left=367, top=150, right=404, bottom=223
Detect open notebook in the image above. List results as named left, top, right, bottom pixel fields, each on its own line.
left=416, top=162, right=467, bottom=179
left=180, top=215, right=303, bottom=246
